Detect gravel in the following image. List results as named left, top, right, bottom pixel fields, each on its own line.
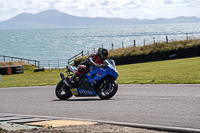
left=0, top=123, right=172, bottom=133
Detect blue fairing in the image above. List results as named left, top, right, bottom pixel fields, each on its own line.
left=86, top=60, right=118, bottom=83
left=70, top=59, right=118, bottom=96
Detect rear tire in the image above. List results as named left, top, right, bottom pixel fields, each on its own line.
left=55, top=80, right=73, bottom=100
left=97, top=80, right=118, bottom=99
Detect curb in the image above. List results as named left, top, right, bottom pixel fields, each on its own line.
left=95, top=120, right=200, bottom=133
left=1, top=113, right=200, bottom=133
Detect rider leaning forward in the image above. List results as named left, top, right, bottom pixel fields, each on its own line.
left=70, top=47, right=108, bottom=83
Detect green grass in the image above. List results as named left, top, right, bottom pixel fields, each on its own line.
left=117, top=57, right=200, bottom=84
left=0, top=57, right=200, bottom=87
left=108, top=38, right=200, bottom=58
left=0, top=65, right=67, bottom=87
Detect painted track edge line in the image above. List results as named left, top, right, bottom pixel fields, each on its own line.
left=0, top=113, right=200, bottom=133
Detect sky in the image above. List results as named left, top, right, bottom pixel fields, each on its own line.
left=0, top=0, right=200, bottom=22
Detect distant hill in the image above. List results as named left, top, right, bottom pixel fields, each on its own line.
left=0, top=9, right=200, bottom=29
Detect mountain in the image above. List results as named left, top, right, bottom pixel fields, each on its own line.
left=0, top=9, right=200, bottom=29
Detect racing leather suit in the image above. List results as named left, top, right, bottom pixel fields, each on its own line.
left=77, top=53, right=105, bottom=75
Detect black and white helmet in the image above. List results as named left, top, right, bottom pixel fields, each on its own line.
left=98, top=47, right=108, bottom=60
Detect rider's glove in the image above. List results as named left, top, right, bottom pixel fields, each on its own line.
left=100, top=64, right=107, bottom=69
left=95, top=64, right=100, bottom=68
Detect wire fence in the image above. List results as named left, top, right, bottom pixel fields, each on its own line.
left=97, top=33, right=190, bottom=51
left=40, top=51, right=90, bottom=69
left=0, top=53, right=89, bottom=69
left=39, top=59, right=68, bottom=69
left=0, top=55, right=40, bottom=67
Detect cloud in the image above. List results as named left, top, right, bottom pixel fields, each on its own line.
left=0, top=0, right=199, bottom=22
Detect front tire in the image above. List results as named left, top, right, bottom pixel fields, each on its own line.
left=97, top=80, right=118, bottom=99
left=55, top=80, right=73, bottom=100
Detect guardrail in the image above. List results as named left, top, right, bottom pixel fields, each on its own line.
left=39, top=59, right=68, bottom=69
left=40, top=51, right=89, bottom=69
left=1, top=50, right=88, bottom=69
left=68, top=51, right=84, bottom=65
left=0, top=55, right=40, bottom=67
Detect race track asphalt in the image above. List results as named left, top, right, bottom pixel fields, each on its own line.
left=0, top=84, right=200, bottom=130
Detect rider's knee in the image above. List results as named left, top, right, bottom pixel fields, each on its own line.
left=77, top=65, right=87, bottom=75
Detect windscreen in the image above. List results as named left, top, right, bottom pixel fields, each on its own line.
left=106, top=59, right=116, bottom=69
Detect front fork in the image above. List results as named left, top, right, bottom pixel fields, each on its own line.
left=102, top=77, right=115, bottom=92
left=60, top=72, right=70, bottom=87
left=103, top=77, right=112, bottom=87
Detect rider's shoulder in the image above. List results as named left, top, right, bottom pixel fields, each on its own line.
left=91, top=53, right=98, bottom=58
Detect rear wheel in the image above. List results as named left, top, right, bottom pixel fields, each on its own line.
left=55, top=80, right=73, bottom=100
left=97, top=79, right=118, bottom=99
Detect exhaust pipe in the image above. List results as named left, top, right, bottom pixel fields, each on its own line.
left=60, top=72, right=70, bottom=87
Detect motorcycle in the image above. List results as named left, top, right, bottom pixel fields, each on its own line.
left=55, top=59, right=118, bottom=100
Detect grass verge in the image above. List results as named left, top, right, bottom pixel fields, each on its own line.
left=0, top=56, right=200, bottom=87
left=0, top=65, right=67, bottom=87
left=117, top=56, right=200, bottom=84
left=109, top=38, right=200, bottom=58
left=75, top=38, right=200, bottom=63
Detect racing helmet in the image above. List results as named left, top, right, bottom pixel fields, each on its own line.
left=98, top=47, right=108, bottom=60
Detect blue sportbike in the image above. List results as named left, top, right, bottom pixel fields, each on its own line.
left=55, top=59, right=118, bottom=100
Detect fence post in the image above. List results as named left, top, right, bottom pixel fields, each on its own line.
left=144, top=39, right=145, bottom=46
left=186, top=33, right=188, bottom=41
left=94, top=47, right=95, bottom=53
left=166, top=36, right=168, bottom=43
left=3, top=56, right=5, bottom=61
left=82, top=51, right=83, bottom=56
left=48, top=60, right=50, bottom=69
left=122, top=41, right=124, bottom=49
left=134, top=40, right=136, bottom=47
left=111, top=43, right=113, bottom=50
left=153, top=37, right=155, bottom=44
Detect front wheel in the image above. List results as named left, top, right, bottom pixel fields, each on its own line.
left=55, top=80, right=73, bottom=100
left=97, top=80, right=118, bottom=99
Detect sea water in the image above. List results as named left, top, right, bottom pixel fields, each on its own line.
left=0, top=23, right=200, bottom=62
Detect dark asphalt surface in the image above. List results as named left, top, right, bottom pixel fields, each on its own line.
left=0, top=84, right=200, bottom=130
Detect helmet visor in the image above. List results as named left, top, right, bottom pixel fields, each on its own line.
left=102, top=51, right=108, bottom=59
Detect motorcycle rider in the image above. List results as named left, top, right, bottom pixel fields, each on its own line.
left=70, top=47, right=108, bottom=83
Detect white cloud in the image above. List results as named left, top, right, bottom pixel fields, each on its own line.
left=0, top=0, right=199, bottom=21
